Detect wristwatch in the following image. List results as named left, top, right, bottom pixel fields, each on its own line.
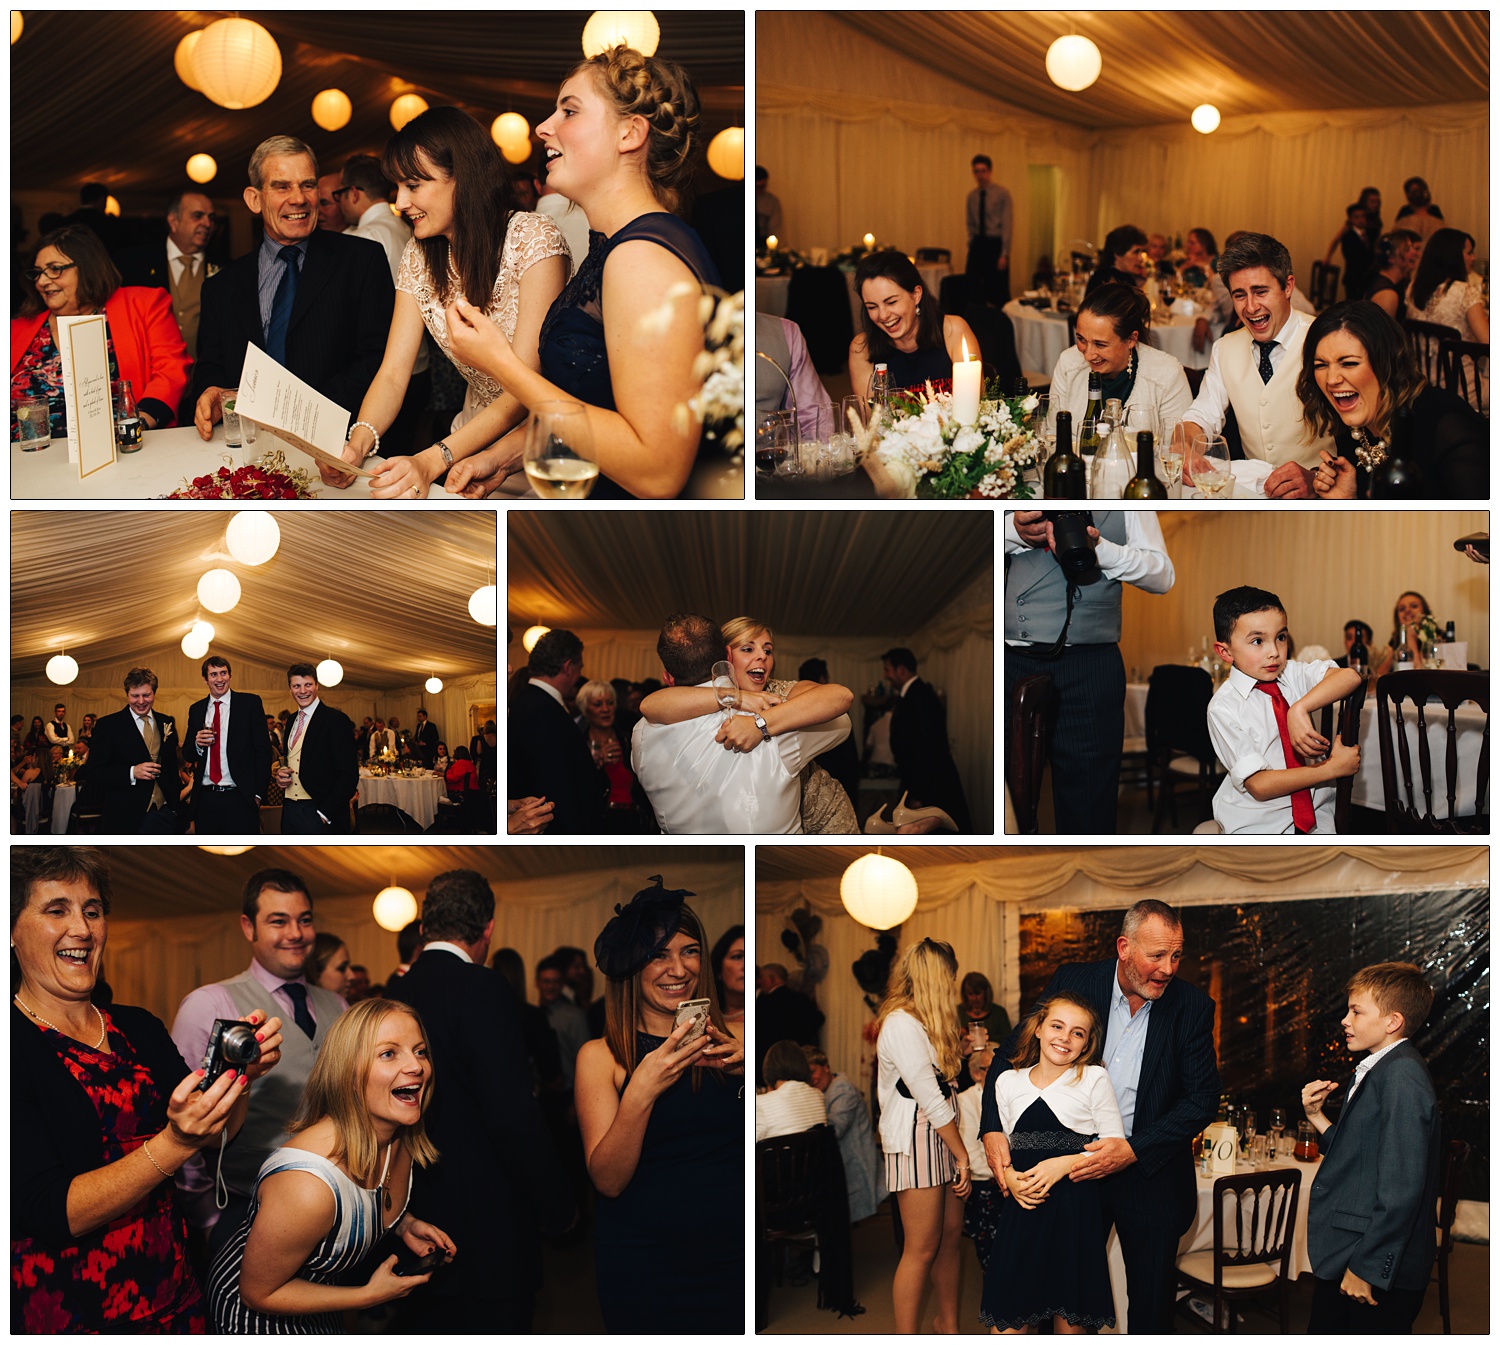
left=752, top=713, right=772, bottom=743
left=434, top=440, right=454, bottom=469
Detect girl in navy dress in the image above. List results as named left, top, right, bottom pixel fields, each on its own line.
left=981, top=993, right=1123, bottom=1334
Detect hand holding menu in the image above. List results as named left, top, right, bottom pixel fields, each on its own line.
left=234, top=343, right=378, bottom=478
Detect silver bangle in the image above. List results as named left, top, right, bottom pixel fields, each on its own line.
left=349, top=420, right=381, bottom=462
left=435, top=440, right=454, bottom=469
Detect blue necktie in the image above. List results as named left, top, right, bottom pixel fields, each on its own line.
left=1256, top=339, right=1276, bottom=385
left=265, top=245, right=301, bottom=365
left=281, top=981, right=315, bottom=1039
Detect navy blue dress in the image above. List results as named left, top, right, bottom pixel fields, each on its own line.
left=979, top=1097, right=1115, bottom=1331
left=883, top=343, right=953, bottom=394
left=593, top=1032, right=743, bottom=1330
left=537, top=213, right=721, bottom=499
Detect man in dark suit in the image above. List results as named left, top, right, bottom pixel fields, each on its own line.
left=411, top=708, right=439, bottom=768
left=755, top=962, right=825, bottom=1085
left=182, top=655, right=271, bottom=834
left=275, top=662, right=358, bottom=834
left=117, top=190, right=217, bottom=364
left=191, top=135, right=391, bottom=441
left=385, top=869, right=573, bottom=1332
left=508, top=629, right=603, bottom=833
left=982, top=899, right=1220, bottom=1333
left=1302, top=962, right=1441, bottom=1333
left=881, top=646, right=972, bottom=831
left=79, top=667, right=183, bottom=834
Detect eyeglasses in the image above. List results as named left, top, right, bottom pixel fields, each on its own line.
left=25, top=263, right=78, bottom=282
left=331, top=187, right=352, bottom=200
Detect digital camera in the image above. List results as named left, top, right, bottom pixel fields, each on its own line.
left=197, top=1018, right=261, bottom=1090
left=1042, top=510, right=1099, bottom=581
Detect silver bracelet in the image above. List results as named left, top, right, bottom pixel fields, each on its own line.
left=349, top=420, right=381, bottom=463
left=435, top=440, right=454, bottom=469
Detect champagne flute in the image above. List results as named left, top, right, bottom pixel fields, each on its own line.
left=1158, top=422, right=1187, bottom=498
left=710, top=660, right=739, bottom=725
left=523, top=400, right=599, bottom=499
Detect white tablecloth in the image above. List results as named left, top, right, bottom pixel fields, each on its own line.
left=1351, top=698, right=1487, bottom=816
left=1124, top=682, right=1150, bottom=741
left=1005, top=300, right=1217, bottom=381
left=12, top=424, right=407, bottom=499
left=51, top=783, right=76, bottom=834
left=1105, top=1157, right=1319, bottom=1332
left=358, top=772, right=444, bottom=829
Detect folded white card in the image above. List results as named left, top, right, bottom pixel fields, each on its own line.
left=234, top=343, right=376, bottom=478
left=56, top=314, right=117, bottom=477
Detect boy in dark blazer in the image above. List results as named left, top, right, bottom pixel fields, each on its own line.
left=79, top=667, right=182, bottom=834
left=1302, top=962, right=1441, bottom=1333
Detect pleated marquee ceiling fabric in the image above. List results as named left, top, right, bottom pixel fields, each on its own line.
left=12, top=510, right=497, bottom=687
left=11, top=10, right=746, bottom=201
left=506, top=511, right=994, bottom=638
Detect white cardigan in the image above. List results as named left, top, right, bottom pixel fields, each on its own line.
left=1046, top=341, right=1194, bottom=449
left=989, top=1063, right=1125, bottom=1139
left=876, top=1008, right=956, bottom=1155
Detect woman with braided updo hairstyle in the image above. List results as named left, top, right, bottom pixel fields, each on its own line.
left=445, top=46, right=723, bottom=500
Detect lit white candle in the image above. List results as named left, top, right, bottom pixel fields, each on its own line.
left=862, top=232, right=875, bottom=250
left=952, top=336, right=982, bottom=426
left=766, top=234, right=778, bottom=251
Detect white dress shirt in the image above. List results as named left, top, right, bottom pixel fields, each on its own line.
left=630, top=690, right=850, bottom=834
left=957, top=1083, right=994, bottom=1179
left=755, top=1079, right=829, bottom=1142
left=1207, top=659, right=1339, bottom=834
left=876, top=1008, right=955, bottom=1155
left=1345, top=1039, right=1402, bottom=1102
left=201, top=691, right=238, bottom=789
left=421, top=940, right=473, bottom=964
left=988, top=1063, right=1125, bottom=1140
left=165, top=236, right=205, bottom=285
left=1181, top=309, right=1301, bottom=438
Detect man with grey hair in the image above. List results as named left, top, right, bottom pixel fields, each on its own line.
left=980, top=898, right=1220, bottom=1332
left=192, top=134, right=392, bottom=441
left=1180, top=230, right=1335, bottom=499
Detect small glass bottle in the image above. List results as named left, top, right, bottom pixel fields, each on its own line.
left=1090, top=399, right=1132, bottom=499
left=113, top=379, right=144, bottom=452
left=870, top=363, right=893, bottom=430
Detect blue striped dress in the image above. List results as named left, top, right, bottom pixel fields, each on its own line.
left=208, top=1147, right=410, bottom=1333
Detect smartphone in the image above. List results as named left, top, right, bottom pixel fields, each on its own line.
left=673, top=998, right=713, bottom=1047
left=392, top=1246, right=448, bottom=1277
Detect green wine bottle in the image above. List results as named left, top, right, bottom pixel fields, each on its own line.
left=1076, top=372, right=1104, bottom=460
left=1043, top=410, right=1086, bottom=500
left=1123, top=430, right=1168, bottom=499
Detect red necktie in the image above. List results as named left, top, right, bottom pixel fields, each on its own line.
left=1254, top=680, right=1316, bottom=833
left=209, top=700, right=223, bottom=784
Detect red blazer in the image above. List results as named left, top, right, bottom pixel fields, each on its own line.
left=10, top=286, right=192, bottom=427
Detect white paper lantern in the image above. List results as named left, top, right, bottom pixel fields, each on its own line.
left=182, top=632, right=210, bottom=659
left=390, top=93, right=429, bottom=132
left=706, top=127, right=744, bottom=181
left=190, top=620, right=216, bottom=643
left=193, top=17, right=282, bottom=110
left=840, top=853, right=919, bottom=930
left=373, top=886, right=418, bottom=932
left=468, top=584, right=497, bottom=626
left=174, top=30, right=202, bottom=89
left=104, top=196, right=121, bottom=217
left=492, top=112, right=532, bottom=165
left=46, top=653, right=79, bottom=685
left=581, top=10, right=660, bottom=57
left=186, top=153, right=217, bottom=184
left=197, top=568, right=241, bottom=613
left=425, top=676, right=444, bottom=694
left=226, top=511, right=280, bottom=566
left=1191, top=104, right=1222, bottom=135
left=197, top=845, right=254, bottom=855
left=1045, top=35, right=1102, bottom=92
left=522, top=624, right=549, bottom=653
left=11, top=11, right=22, bottom=44
left=316, top=658, right=344, bottom=688
left=312, top=88, right=352, bottom=132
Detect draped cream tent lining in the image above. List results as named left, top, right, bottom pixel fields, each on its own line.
left=755, top=845, right=1485, bottom=1092
left=758, top=12, right=1487, bottom=308
left=507, top=512, right=996, bottom=831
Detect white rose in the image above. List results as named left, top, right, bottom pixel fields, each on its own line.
left=1022, top=394, right=1039, bottom=412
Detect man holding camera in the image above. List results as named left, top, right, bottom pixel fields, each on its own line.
left=170, top=868, right=345, bottom=1258
left=1005, top=511, right=1174, bottom=833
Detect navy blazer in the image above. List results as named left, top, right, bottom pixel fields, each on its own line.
left=888, top=678, right=971, bottom=831
left=193, top=228, right=392, bottom=413
left=183, top=690, right=272, bottom=811
left=507, top=683, right=604, bottom=834
left=78, top=705, right=181, bottom=833
left=1308, top=1040, right=1440, bottom=1291
left=288, top=701, right=358, bottom=833
left=983, top=959, right=1220, bottom=1222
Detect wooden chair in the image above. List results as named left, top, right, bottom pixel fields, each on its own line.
left=1435, top=1138, right=1472, bottom=1333
left=1317, top=676, right=1368, bottom=832
left=1006, top=673, right=1052, bottom=834
left=756, top=1126, right=857, bottom=1328
left=1403, top=318, right=1462, bottom=385
left=1374, top=670, right=1489, bottom=833
left=1177, top=1170, right=1301, bottom=1332
left=915, top=246, right=951, bottom=265
left=1309, top=260, right=1340, bottom=310
left=1437, top=340, right=1489, bottom=414
left=1145, top=665, right=1222, bottom=832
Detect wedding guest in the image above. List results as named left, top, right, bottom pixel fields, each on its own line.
left=1362, top=229, right=1422, bottom=322
left=755, top=312, right=831, bottom=441
left=25, top=714, right=47, bottom=755
left=1322, top=202, right=1376, bottom=301
left=756, top=1040, right=828, bottom=1141
left=1334, top=620, right=1375, bottom=670
left=878, top=647, right=970, bottom=832
left=955, top=1047, right=1000, bottom=1271
left=79, top=668, right=182, bottom=834
left=755, top=165, right=783, bottom=248
left=412, top=708, right=439, bottom=768
left=433, top=741, right=451, bottom=774
left=756, top=963, right=825, bottom=1085
left=11, top=224, right=191, bottom=441
left=116, top=190, right=218, bottom=362
left=314, top=172, right=344, bottom=231
left=77, top=713, right=96, bottom=743
left=443, top=46, right=722, bottom=500
left=275, top=664, right=358, bottom=834
left=1301, top=302, right=1487, bottom=500
left=958, top=971, right=1012, bottom=1067
left=1369, top=592, right=1435, bottom=680
left=1405, top=228, right=1488, bottom=342
left=1356, top=186, right=1384, bottom=238
left=965, top=155, right=1011, bottom=306
left=307, top=932, right=354, bottom=999
left=1084, top=225, right=1148, bottom=298
left=183, top=656, right=271, bottom=835
left=509, top=629, right=604, bottom=834
left=323, top=108, right=568, bottom=499
left=44, top=704, right=74, bottom=747
left=1393, top=176, right=1444, bottom=241
left=711, top=924, right=747, bottom=1037
left=536, top=954, right=590, bottom=1088
left=803, top=1045, right=885, bottom=1223
left=847, top=249, right=979, bottom=397
left=576, top=680, right=654, bottom=833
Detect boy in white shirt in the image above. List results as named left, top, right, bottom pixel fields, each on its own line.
left=1206, top=586, right=1362, bottom=834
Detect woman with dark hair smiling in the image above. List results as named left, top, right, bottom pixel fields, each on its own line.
left=1405, top=227, right=1488, bottom=343
left=847, top=249, right=978, bottom=396
left=709, top=923, right=745, bottom=1035
left=1299, top=300, right=1486, bottom=499
left=325, top=106, right=570, bottom=499
left=1084, top=224, right=1148, bottom=298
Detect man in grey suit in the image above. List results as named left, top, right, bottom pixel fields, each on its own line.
left=1302, top=961, right=1441, bottom=1333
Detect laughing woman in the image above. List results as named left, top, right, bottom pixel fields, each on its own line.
left=848, top=250, right=978, bottom=397
left=444, top=46, right=721, bottom=500
left=208, top=998, right=456, bottom=1333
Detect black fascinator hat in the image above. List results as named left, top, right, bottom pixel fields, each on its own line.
left=594, top=875, right=697, bottom=981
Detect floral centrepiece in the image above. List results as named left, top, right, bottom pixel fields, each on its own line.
left=165, top=447, right=315, bottom=500
left=864, top=379, right=1042, bottom=500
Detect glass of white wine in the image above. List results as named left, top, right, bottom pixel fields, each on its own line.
left=1192, top=433, right=1233, bottom=500
left=523, top=400, right=599, bottom=500
left=710, top=660, right=738, bottom=724
left=1158, top=422, right=1188, bottom=499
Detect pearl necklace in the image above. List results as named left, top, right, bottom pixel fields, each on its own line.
left=15, top=994, right=106, bottom=1050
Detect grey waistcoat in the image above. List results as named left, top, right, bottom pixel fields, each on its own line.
left=1006, top=510, right=1128, bottom=645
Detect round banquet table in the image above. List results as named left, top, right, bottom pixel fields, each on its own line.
left=358, top=771, right=445, bottom=829
left=1005, top=299, right=1219, bottom=378
left=21, top=780, right=76, bottom=834
left=11, top=423, right=411, bottom=499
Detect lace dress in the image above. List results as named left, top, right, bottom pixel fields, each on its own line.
left=767, top=678, right=858, bottom=834
left=1406, top=280, right=1486, bottom=342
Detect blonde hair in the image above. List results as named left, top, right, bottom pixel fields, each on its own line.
left=720, top=616, right=772, bottom=650
left=569, top=45, right=701, bottom=212
left=877, top=937, right=963, bottom=1082
left=575, top=680, right=617, bottom=714
left=287, top=998, right=439, bottom=1184
left=1008, top=992, right=1103, bottom=1083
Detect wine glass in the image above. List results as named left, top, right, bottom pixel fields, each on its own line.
left=754, top=410, right=793, bottom=476
left=710, top=660, right=739, bottom=724
left=1242, top=1111, right=1258, bottom=1162
left=1192, top=433, right=1232, bottom=499
left=523, top=400, right=598, bottom=499
left=1268, top=1107, right=1286, bottom=1155
left=1158, top=422, right=1187, bottom=498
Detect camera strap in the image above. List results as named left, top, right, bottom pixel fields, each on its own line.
left=214, top=1130, right=229, bottom=1210
left=1030, top=576, right=1082, bottom=661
